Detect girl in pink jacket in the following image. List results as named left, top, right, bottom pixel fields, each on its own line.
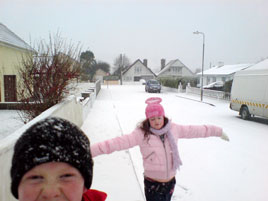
left=91, top=97, right=229, bottom=201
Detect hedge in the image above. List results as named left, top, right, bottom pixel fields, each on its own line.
left=158, top=77, right=198, bottom=89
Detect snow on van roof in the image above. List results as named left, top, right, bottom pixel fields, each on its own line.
left=244, top=58, right=268, bottom=71
left=235, top=59, right=268, bottom=76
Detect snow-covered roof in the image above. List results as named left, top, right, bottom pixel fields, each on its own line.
left=198, top=63, right=253, bottom=76
left=0, top=23, right=33, bottom=51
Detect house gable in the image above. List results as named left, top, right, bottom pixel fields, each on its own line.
left=93, top=69, right=107, bottom=82
left=157, top=59, right=194, bottom=78
left=122, top=59, right=155, bottom=81
left=95, top=69, right=107, bottom=76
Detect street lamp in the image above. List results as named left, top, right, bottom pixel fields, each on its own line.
left=193, top=31, right=205, bottom=102
left=120, top=53, right=124, bottom=85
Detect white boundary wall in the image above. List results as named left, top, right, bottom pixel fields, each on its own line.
left=0, top=82, right=99, bottom=201
left=186, top=86, right=230, bottom=100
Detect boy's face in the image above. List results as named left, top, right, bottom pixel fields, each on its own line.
left=18, top=162, right=86, bottom=201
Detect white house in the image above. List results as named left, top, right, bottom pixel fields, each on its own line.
left=197, top=63, right=253, bottom=86
left=94, top=68, right=107, bottom=83
left=156, top=59, right=194, bottom=79
left=122, top=59, right=156, bottom=82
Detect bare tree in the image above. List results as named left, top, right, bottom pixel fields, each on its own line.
left=17, top=33, right=81, bottom=123
left=112, top=54, right=131, bottom=75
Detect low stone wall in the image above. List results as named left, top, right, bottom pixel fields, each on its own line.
left=161, top=86, right=180, bottom=93
left=0, top=83, right=98, bottom=201
left=103, top=80, right=119, bottom=85
left=0, top=103, right=22, bottom=110
left=161, top=85, right=230, bottom=101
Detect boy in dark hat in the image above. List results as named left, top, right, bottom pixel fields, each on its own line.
left=10, top=117, right=107, bottom=201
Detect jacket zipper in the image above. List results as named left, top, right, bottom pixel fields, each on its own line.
left=160, top=134, right=169, bottom=179
left=145, top=151, right=155, bottom=160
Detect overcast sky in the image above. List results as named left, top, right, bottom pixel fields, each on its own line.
left=1, top=0, right=268, bottom=72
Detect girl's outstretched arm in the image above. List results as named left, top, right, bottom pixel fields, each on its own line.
left=173, top=123, right=223, bottom=139
left=90, top=129, right=143, bottom=157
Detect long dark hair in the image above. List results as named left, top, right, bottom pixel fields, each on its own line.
left=138, top=116, right=169, bottom=139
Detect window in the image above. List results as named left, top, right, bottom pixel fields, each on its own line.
left=135, top=66, right=142, bottom=74
left=172, top=67, right=182, bottom=74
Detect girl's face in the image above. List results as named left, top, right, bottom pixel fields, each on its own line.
left=18, top=162, right=86, bottom=201
left=149, top=116, right=164, bottom=130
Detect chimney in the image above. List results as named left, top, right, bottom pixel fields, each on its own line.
left=218, top=61, right=224, bottom=67
left=143, top=59, right=148, bottom=67
left=161, top=59, right=166, bottom=70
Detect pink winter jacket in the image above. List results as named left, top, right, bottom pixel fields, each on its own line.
left=91, top=122, right=222, bottom=181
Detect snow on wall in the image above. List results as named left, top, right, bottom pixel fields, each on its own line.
left=0, top=90, right=96, bottom=201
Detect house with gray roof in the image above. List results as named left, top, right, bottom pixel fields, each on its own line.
left=156, top=59, right=194, bottom=79
left=0, top=23, right=34, bottom=102
left=122, top=59, right=156, bottom=82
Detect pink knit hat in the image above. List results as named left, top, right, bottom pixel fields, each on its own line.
left=145, top=97, right=165, bottom=119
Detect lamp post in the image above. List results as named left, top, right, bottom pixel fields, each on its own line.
left=193, top=31, right=205, bottom=102
left=120, top=54, right=123, bottom=85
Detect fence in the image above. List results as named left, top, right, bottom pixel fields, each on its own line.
left=186, top=86, right=231, bottom=101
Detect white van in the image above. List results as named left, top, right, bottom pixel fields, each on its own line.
left=230, top=59, right=268, bottom=120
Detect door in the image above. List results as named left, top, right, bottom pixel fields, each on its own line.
left=4, top=75, right=17, bottom=102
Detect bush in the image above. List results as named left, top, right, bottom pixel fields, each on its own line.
left=158, top=78, right=178, bottom=88
left=17, top=34, right=81, bottom=123
left=158, top=77, right=198, bottom=89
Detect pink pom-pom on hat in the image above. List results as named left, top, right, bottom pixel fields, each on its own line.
left=145, top=97, right=165, bottom=119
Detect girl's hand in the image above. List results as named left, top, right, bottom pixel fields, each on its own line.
left=221, top=131, right=230, bottom=141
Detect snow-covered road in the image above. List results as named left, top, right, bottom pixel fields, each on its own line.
left=81, top=85, right=268, bottom=201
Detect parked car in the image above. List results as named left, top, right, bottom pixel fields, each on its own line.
left=145, top=79, right=161, bottom=93
left=203, top=81, right=224, bottom=90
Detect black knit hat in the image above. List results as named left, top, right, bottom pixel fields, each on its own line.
left=10, top=117, right=93, bottom=199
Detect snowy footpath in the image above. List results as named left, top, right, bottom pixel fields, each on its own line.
left=81, top=85, right=268, bottom=201
left=0, top=110, right=24, bottom=140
